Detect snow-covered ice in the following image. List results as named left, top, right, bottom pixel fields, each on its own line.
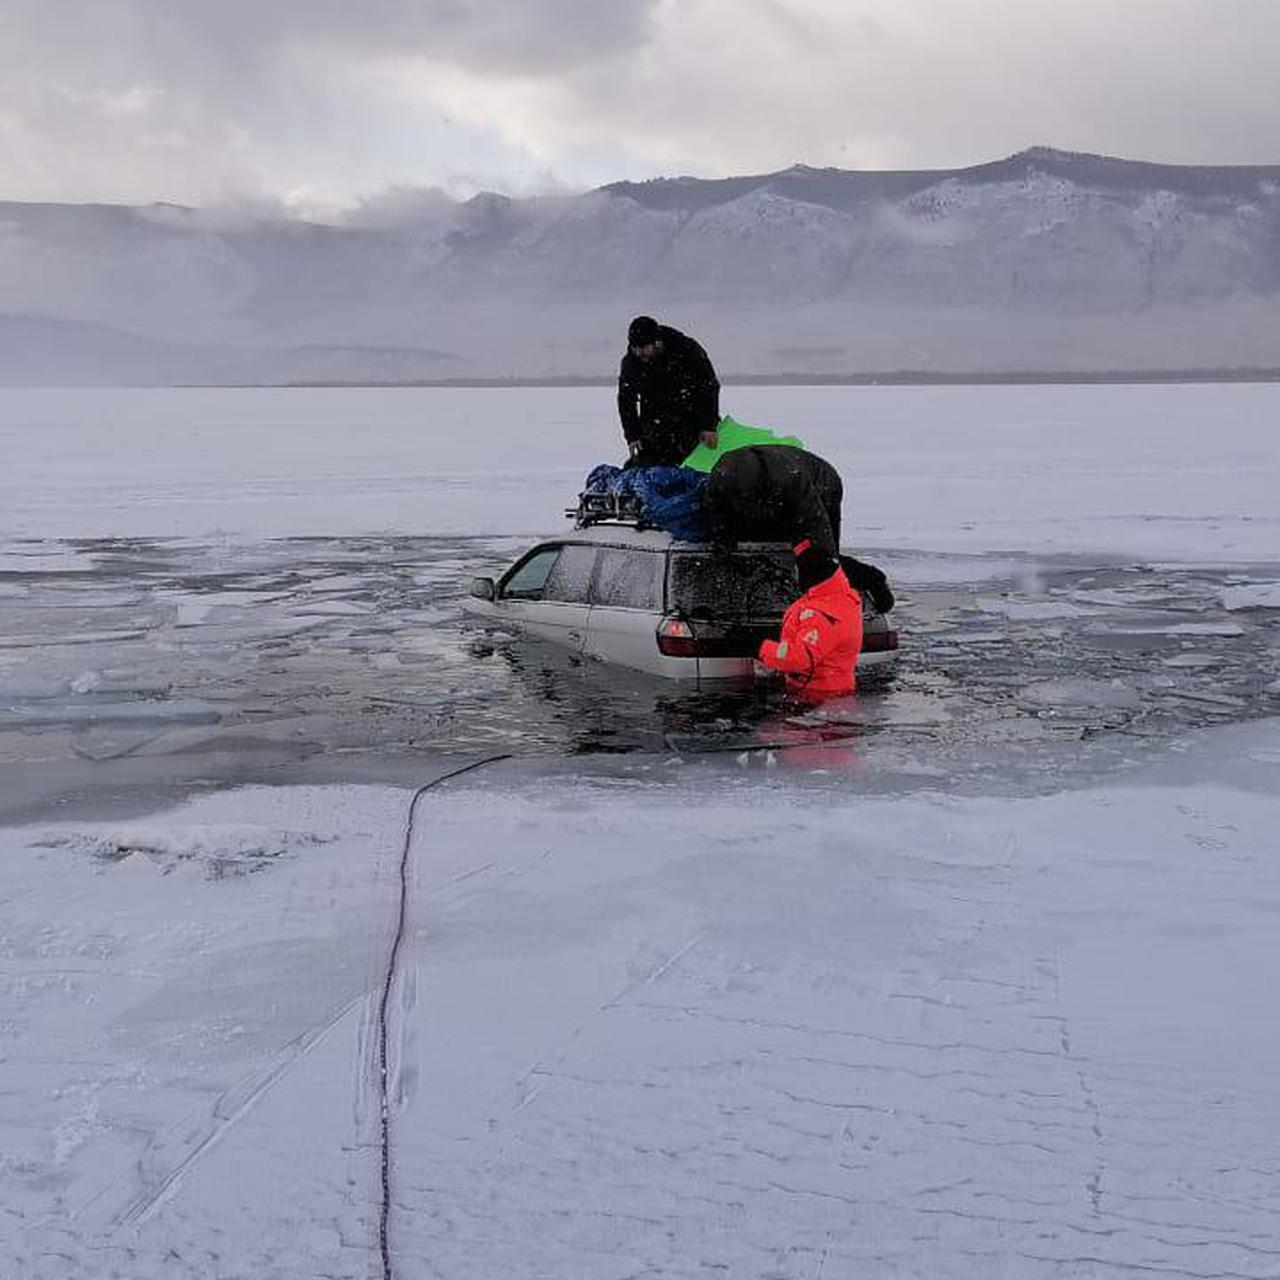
left=4, top=738, right=1280, bottom=1277
left=2, top=384, right=1279, bottom=1277
left=1222, top=581, right=1280, bottom=611
left=2, top=383, right=1279, bottom=560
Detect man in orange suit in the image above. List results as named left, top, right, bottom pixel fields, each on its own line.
left=757, top=541, right=864, bottom=701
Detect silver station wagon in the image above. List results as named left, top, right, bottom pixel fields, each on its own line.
left=465, top=518, right=898, bottom=686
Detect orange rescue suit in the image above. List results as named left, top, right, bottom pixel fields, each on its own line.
left=758, top=566, right=864, bottom=700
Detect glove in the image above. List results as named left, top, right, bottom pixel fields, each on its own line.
left=839, top=556, right=895, bottom=613
left=869, top=580, right=895, bottom=614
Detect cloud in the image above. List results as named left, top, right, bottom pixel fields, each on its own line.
left=1, top=0, right=1279, bottom=207
left=340, top=184, right=458, bottom=229
left=0, top=73, right=265, bottom=206
left=2, top=0, right=660, bottom=86
left=495, top=0, right=1280, bottom=178
left=0, top=0, right=665, bottom=204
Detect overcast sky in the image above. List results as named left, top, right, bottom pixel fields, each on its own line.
left=3, top=0, right=1278, bottom=211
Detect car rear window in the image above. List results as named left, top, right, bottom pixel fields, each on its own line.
left=669, top=551, right=797, bottom=619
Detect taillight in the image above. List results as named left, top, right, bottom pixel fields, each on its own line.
left=656, top=617, right=698, bottom=657
left=862, top=628, right=899, bottom=654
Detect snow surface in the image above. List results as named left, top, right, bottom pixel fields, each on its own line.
left=2, top=383, right=1279, bottom=560
left=2, top=384, right=1279, bottom=1277
left=4, top=735, right=1280, bottom=1278
left=1222, top=581, right=1280, bottom=610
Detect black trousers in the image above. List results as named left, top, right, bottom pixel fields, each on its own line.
left=624, top=421, right=702, bottom=469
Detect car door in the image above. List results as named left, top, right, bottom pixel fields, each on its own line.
left=583, top=546, right=668, bottom=673
left=497, top=543, right=595, bottom=652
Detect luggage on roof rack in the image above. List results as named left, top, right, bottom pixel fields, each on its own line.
left=565, top=491, right=646, bottom=528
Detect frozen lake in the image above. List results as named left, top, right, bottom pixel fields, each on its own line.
left=1, top=533, right=1279, bottom=819
left=2, top=382, right=1278, bottom=557
left=3, top=384, right=1280, bottom=1278
left=2, top=384, right=1278, bottom=802
left=2, top=384, right=1280, bottom=793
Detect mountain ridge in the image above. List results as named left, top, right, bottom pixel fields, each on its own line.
left=3, top=148, right=1279, bottom=385
left=601, top=147, right=1280, bottom=213
left=7, top=146, right=1280, bottom=221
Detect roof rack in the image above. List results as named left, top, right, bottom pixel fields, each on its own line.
left=565, top=491, right=647, bottom=529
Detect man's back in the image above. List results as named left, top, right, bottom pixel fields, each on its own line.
left=705, top=445, right=843, bottom=554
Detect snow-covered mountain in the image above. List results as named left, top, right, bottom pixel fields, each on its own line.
left=4, top=147, right=1280, bottom=384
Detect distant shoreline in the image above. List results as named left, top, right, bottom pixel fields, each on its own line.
left=252, top=368, right=1280, bottom=389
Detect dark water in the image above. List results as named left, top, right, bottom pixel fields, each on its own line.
left=1, top=536, right=1278, bottom=789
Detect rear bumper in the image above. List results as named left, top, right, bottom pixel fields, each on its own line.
left=696, top=644, right=897, bottom=684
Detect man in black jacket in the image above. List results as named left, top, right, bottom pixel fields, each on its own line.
left=617, top=316, right=721, bottom=467
left=705, top=444, right=895, bottom=613
left=705, top=445, right=844, bottom=558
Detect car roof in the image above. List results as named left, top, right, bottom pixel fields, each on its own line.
left=563, top=524, right=680, bottom=550
left=546, top=525, right=793, bottom=555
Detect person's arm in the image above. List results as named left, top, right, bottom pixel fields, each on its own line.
left=617, top=356, right=642, bottom=452
left=687, top=338, right=721, bottom=445
left=758, top=609, right=837, bottom=677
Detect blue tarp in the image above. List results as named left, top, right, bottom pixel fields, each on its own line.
left=584, top=464, right=709, bottom=541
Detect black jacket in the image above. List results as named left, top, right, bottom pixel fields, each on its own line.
left=617, top=325, right=720, bottom=467
left=704, top=445, right=844, bottom=558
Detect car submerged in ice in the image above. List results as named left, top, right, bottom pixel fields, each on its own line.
left=465, top=523, right=898, bottom=686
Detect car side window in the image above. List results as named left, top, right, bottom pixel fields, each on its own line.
left=591, top=548, right=665, bottom=610
left=501, top=547, right=561, bottom=600
left=543, top=544, right=597, bottom=604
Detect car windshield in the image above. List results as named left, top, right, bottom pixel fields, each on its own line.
left=668, top=550, right=796, bottom=619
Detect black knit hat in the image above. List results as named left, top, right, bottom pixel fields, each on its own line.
left=795, top=541, right=838, bottom=591
left=628, top=315, right=659, bottom=347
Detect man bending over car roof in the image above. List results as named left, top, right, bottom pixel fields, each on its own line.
left=705, top=444, right=895, bottom=614
left=704, top=444, right=844, bottom=559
